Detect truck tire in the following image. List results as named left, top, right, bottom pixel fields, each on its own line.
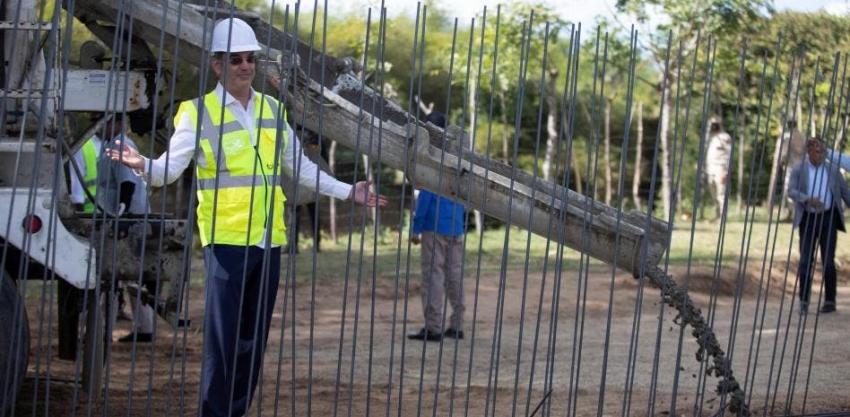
left=0, top=269, right=29, bottom=416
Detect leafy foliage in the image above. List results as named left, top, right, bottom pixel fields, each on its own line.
left=61, top=0, right=850, bottom=215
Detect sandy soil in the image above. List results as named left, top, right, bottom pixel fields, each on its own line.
left=13, top=257, right=850, bottom=416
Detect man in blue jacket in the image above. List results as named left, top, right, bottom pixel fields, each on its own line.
left=789, top=138, right=850, bottom=314
left=408, top=111, right=467, bottom=341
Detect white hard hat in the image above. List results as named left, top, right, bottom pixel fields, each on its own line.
left=210, top=18, right=261, bottom=54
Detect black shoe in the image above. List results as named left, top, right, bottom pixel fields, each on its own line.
left=118, top=332, right=152, bottom=343
left=800, top=301, right=809, bottom=315
left=819, top=302, right=836, bottom=314
left=407, top=328, right=442, bottom=342
left=443, top=328, right=464, bottom=340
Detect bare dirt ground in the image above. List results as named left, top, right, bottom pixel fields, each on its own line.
left=14, top=255, right=850, bottom=416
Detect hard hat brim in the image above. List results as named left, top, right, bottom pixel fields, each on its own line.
left=211, top=44, right=262, bottom=54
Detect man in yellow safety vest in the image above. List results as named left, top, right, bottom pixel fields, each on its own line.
left=70, top=134, right=101, bottom=214
left=109, top=17, right=387, bottom=417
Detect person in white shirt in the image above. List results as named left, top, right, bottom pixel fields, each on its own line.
left=704, top=116, right=733, bottom=220
left=70, top=115, right=157, bottom=342
left=105, top=132, right=158, bottom=344
left=108, top=17, right=386, bottom=417
left=787, top=138, right=850, bottom=314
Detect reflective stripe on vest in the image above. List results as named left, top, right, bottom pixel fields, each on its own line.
left=81, top=138, right=98, bottom=213
left=181, top=91, right=289, bottom=247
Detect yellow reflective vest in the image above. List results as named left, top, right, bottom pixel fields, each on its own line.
left=176, top=91, right=289, bottom=247
left=80, top=138, right=98, bottom=213
left=36, top=0, right=55, bottom=23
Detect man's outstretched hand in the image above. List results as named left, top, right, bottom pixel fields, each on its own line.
left=349, top=181, right=389, bottom=207
left=108, top=139, right=146, bottom=171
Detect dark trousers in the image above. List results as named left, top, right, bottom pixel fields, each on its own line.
left=797, top=208, right=840, bottom=304
left=200, top=245, right=281, bottom=417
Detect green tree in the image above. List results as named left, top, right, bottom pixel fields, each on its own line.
left=616, top=0, right=771, bottom=220
left=466, top=1, right=571, bottom=178
left=744, top=12, right=850, bottom=205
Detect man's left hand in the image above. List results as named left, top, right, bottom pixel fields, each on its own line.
left=350, top=180, right=389, bottom=207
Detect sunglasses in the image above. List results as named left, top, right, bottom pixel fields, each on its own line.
left=225, top=54, right=255, bottom=66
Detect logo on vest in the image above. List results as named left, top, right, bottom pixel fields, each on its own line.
left=223, top=136, right=249, bottom=156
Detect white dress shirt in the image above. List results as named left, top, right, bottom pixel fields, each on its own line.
left=140, top=83, right=352, bottom=200
left=806, top=158, right=833, bottom=212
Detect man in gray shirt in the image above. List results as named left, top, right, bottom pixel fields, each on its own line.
left=787, top=138, right=850, bottom=314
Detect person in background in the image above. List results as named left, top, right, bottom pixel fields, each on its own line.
left=408, top=111, right=467, bottom=342
left=704, top=116, right=733, bottom=220
left=70, top=114, right=156, bottom=343
left=787, top=138, right=850, bottom=314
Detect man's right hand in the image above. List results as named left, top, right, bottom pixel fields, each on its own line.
left=108, top=139, right=145, bottom=171
left=805, top=197, right=824, bottom=210
left=349, top=180, right=389, bottom=207
left=410, top=234, right=421, bottom=245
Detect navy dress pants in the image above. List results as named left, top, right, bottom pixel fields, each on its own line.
left=199, top=245, right=281, bottom=417
left=797, top=208, right=840, bottom=304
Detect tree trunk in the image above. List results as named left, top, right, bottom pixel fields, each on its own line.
left=542, top=68, right=559, bottom=182
left=467, top=70, right=483, bottom=236
left=810, top=107, right=817, bottom=137
left=632, top=101, right=643, bottom=212
left=660, top=79, right=673, bottom=221
left=677, top=176, right=683, bottom=219
left=572, top=150, right=583, bottom=195
left=737, top=114, right=745, bottom=214
left=561, top=99, right=583, bottom=195
left=604, top=99, right=612, bottom=205
left=766, top=118, right=782, bottom=207
left=329, top=140, right=338, bottom=243
left=499, top=90, right=510, bottom=163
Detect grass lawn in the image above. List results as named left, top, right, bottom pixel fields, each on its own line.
left=22, top=205, right=849, bottom=298
left=287, top=206, right=849, bottom=283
